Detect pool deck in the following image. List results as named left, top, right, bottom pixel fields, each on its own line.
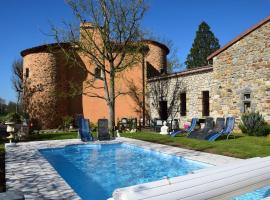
left=5, top=137, right=241, bottom=199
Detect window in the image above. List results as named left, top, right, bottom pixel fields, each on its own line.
left=243, top=93, right=251, bottom=113
left=180, top=93, right=186, bottom=116
left=159, top=101, right=168, bottom=120
left=244, top=93, right=250, bottom=100
left=94, top=67, right=103, bottom=79
left=202, top=91, right=210, bottom=116
left=25, top=68, right=29, bottom=78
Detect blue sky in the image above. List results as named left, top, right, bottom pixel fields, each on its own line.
left=0, top=0, right=270, bottom=102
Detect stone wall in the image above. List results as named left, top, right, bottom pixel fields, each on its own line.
left=211, top=21, right=270, bottom=122
left=145, top=42, right=168, bottom=71
left=148, top=68, right=213, bottom=125
left=23, top=52, right=60, bottom=128
left=23, top=51, right=85, bottom=129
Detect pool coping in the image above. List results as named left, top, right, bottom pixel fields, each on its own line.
left=5, top=137, right=241, bottom=199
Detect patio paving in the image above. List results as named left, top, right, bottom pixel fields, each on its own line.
left=5, top=137, right=241, bottom=199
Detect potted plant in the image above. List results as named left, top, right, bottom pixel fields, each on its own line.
left=5, top=112, right=22, bottom=145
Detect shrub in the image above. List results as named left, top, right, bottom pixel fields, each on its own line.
left=239, top=112, right=265, bottom=136
left=5, top=112, right=22, bottom=124
left=90, top=122, right=97, bottom=132
left=256, top=123, right=270, bottom=136
left=62, top=116, right=73, bottom=130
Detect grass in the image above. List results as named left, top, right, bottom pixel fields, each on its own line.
left=25, top=131, right=100, bottom=141
left=26, top=131, right=79, bottom=141
left=121, top=131, right=270, bottom=159
left=22, top=131, right=270, bottom=159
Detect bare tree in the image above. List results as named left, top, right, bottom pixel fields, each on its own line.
left=50, top=0, right=147, bottom=135
left=148, top=76, right=184, bottom=120
left=11, top=59, right=23, bottom=113
left=126, top=79, right=150, bottom=120
left=0, top=97, right=6, bottom=114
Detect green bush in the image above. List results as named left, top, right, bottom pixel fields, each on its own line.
left=0, top=114, right=7, bottom=123
left=5, top=112, right=22, bottom=124
left=256, top=123, right=270, bottom=136
left=239, top=112, right=265, bottom=136
left=90, top=122, right=97, bottom=132
left=62, top=116, right=73, bottom=130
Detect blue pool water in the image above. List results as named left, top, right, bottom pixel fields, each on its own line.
left=232, top=185, right=270, bottom=200
left=40, top=143, right=208, bottom=200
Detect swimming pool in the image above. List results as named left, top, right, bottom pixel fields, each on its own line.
left=40, top=143, right=208, bottom=200
left=232, top=185, right=270, bottom=200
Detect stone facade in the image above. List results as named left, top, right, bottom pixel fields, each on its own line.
left=149, top=16, right=270, bottom=125
left=23, top=50, right=85, bottom=128
left=210, top=18, right=270, bottom=122
left=148, top=67, right=213, bottom=125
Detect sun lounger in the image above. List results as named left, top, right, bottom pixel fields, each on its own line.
left=188, top=117, right=214, bottom=139
left=207, top=116, right=235, bottom=141
left=98, top=119, right=110, bottom=140
left=78, top=117, right=93, bottom=142
left=170, top=118, right=198, bottom=137
left=196, top=118, right=225, bottom=140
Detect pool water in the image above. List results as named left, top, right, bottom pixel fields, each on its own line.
left=40, top=143, right=208, bottom=200
left=232, top=185, right=270, bottom=200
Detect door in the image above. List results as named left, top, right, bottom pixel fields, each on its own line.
left=159, top=101, right=168, bottom=120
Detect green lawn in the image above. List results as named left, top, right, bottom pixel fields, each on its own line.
left=25, top=131, right=99, bottom=141
left=21, top=131, right=270, bottom=159
left=121, top=132, right=270, bottom=159
left=26, top=131, right=79, bottom=141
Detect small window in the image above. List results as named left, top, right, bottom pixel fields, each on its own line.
left=244, top=102, right=251, bottom=113
left=94, top=67, right=103, bottom=79
left=180, top=93, right=186, bottom=116
left=244, top=93, right=250, bottom=100
left=243, top=93, right=251, bottom=113
left=202, top=91, right=210, bottom=116
left=25, top=68, right=29, bottom=78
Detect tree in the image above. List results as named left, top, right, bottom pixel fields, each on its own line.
left=0, top=98, right=6, bottom=114
left=11, top=58, right=23, bottom=112
left=51, top=0, right=147, bottom=135
left=148, top=76, right=184, bottom=120
left=185, top=22, right=220, bottom=69
left=6, top=101, right=17, bottom=113
left=161, top=39, right=180, bottom=73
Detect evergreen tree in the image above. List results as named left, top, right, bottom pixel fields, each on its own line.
left=185, top=22, right=220, bottom=69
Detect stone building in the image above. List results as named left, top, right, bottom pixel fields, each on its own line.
left=149, top=16, right=270, bottom=125
left=21, top=23, right=169, bottom=129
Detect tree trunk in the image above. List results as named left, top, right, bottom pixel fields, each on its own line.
left=108, top=67, right=116, bottom=137
left=108, top=100, right=115, bottom=137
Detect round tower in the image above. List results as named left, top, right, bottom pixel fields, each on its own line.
left=143, top=40, right=169, bottom=73
left=21, top=44, right=85, bottom=129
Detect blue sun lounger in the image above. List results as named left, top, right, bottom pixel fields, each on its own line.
left=170, top=118, right=198, bottom=137
left=78, top=116, right=93, bottom=142
left=207, top=116, right=235, bottom=141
